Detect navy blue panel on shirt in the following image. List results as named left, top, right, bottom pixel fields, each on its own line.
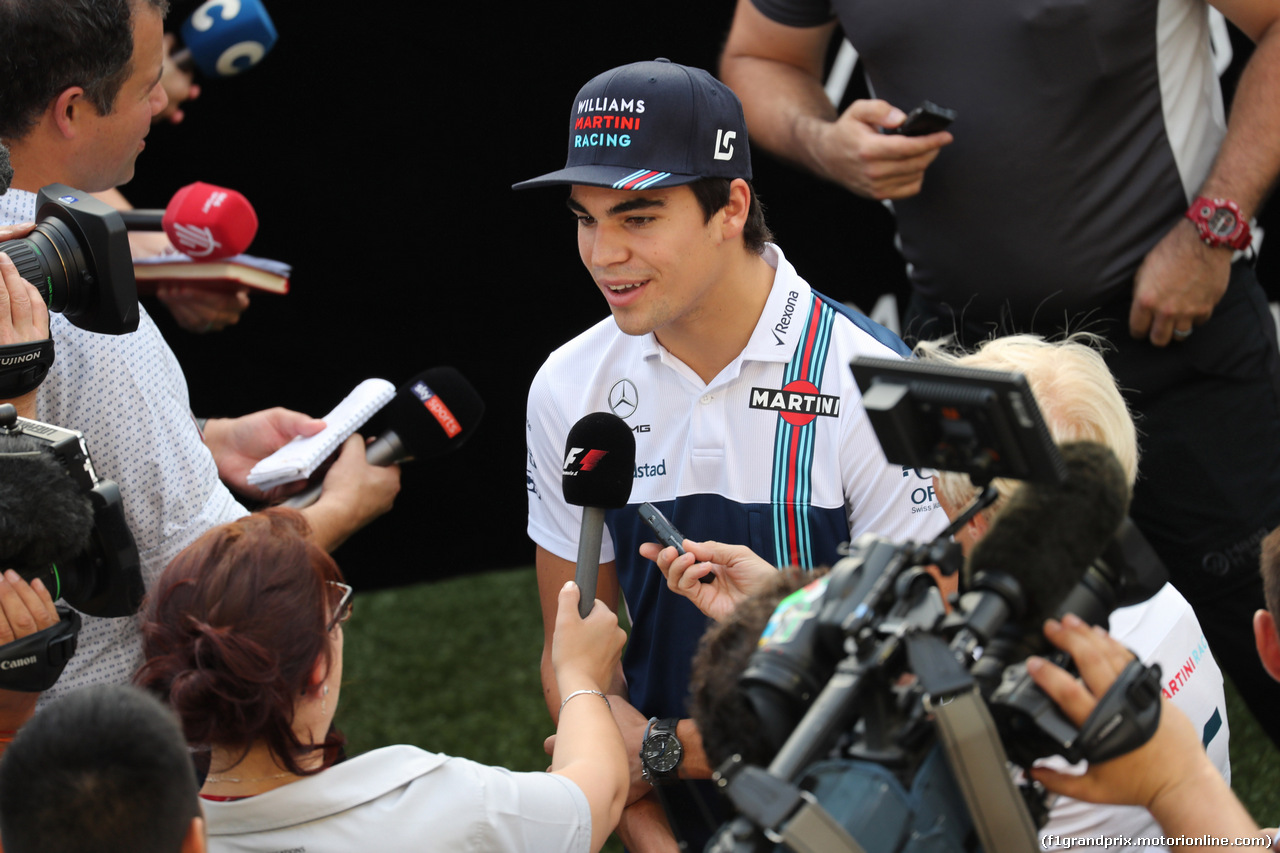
left=606, top=493, right=849, bottom=718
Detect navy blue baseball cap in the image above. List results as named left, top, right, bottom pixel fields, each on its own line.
left=513, top=58, right=752, bottom=191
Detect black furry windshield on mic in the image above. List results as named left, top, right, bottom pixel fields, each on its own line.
left=562, top=412, right=635, bottom=509
left=0, top=143, right=11, bottom=195
left=963, top=440, right=1130, bottom=636
left=384, top=366, right=484, bottom=459
left=0, top=435, right=94, bottom=568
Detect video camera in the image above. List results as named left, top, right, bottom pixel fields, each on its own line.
left=707, top=357, right=1167, bottom=853
left=0, top=184, right=138, bottom=337
left=0, top=403, right=144, bottom=691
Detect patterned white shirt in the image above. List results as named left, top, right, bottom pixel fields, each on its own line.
left=1, top=188, right=247, bottom=703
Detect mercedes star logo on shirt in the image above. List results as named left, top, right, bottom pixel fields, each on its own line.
left=609, top=379, right=638, bottom=419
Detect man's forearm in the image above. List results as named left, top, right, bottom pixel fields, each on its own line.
left=1197, top=16, right=1280, bottom=217
left=720, top=2, right=843, bottom=180
left=720, top=52, right=839, bottom=179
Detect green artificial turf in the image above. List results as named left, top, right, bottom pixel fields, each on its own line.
left=340, top=567, right=1280, bottom=850
left=339, top=566, right=551, bottom=771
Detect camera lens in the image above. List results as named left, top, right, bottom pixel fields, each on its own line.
left=0, top=215, right=92, bottom=316
left=17, top=562, right=69, bottom=604
left=0, top=185, right=138, bottom=335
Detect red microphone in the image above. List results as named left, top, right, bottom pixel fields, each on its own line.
left=118, top=182, right=258, bottom=259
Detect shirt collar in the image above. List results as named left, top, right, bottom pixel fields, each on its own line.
left=739, top=243, right=811, bottom=364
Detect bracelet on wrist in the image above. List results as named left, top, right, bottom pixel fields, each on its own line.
left=559, top=689, right=611, bottom=715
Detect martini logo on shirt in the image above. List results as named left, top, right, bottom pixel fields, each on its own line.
left=750, top=381, right=841, bottom=426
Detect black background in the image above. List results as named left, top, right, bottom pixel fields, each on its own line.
left=125, top=2, right=1275, bottom=590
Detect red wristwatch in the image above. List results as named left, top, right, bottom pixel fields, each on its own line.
left=1185, top=196, right=1252, bottom=251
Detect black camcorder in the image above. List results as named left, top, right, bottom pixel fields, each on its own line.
left=0, top=404, right=144, bottom=691
left=0, top=184, right=138, bottom=336
left=707, top=357, right=1166, bottom=853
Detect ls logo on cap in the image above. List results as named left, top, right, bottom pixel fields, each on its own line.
left=713, top=129, right=736, bottom=161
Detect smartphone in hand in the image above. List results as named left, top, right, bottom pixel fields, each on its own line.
left=882, top=100, right=957, bottom=136
left=639, top=502, right=714, bottom=583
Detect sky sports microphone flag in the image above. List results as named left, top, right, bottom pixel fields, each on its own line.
left=282, top=367, right=485, bottom=509
left=368, top=367, right=485, bottom=464
left=563, top=412, right=635, bottom=617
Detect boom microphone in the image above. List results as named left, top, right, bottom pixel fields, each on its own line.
left=118, top=182, right=258, bottom=259
left=964, top=440, right=1130, bottom=640
left=0, top=434, right=95, bottom=570
left=282, top=367, right=484, bottom=509
left=562, top=413, right=635, bottom=618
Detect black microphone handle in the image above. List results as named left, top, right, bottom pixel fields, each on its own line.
left=279, top=432, right=405, bottom=510
left=575, top=507, right=606, bottom=618
left=118, top=210, right=165, bottom=231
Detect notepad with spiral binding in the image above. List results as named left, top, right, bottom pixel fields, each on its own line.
left=247, top=378, right=395, bottom=490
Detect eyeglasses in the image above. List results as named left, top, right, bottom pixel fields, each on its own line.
left=326, top=581, right=354, bottom=632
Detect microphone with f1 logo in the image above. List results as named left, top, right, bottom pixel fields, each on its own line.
left=562, top=413, right=635, bottom=618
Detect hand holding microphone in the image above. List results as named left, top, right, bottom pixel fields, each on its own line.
left=152, top=1, right=277, bottom=125
left=282, top=367, right=485, bottom=510
left=561, top=413, right=635, bottom=618
left=173, top=0, right=278, bottom=79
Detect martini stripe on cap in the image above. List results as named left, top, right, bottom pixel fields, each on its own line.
left=615, top=169, right=652, bottom=187
left=633, top=172, right=672, bottom=190
left=616, top=170, right=660, bottom=190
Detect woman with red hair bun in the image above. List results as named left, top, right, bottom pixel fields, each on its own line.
left=136, top=508, right=627, bottom=852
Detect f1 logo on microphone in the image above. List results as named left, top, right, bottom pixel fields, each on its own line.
left=713, top=129, right=736, bottom=161
left=563, top=447, right=608, bottom=476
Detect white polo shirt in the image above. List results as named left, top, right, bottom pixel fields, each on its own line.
left=527, top=243, right=946, bottom=719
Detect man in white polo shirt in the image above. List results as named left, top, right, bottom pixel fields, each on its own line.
left=516, top=58, right=946, bottom=850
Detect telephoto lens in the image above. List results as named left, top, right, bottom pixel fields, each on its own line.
left=0, top=185, right=137, bottom=335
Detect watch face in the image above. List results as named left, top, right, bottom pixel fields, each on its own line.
left=642, top=731, right=682, bottom=774
left=1207, top=207, right=1239, bottom=237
